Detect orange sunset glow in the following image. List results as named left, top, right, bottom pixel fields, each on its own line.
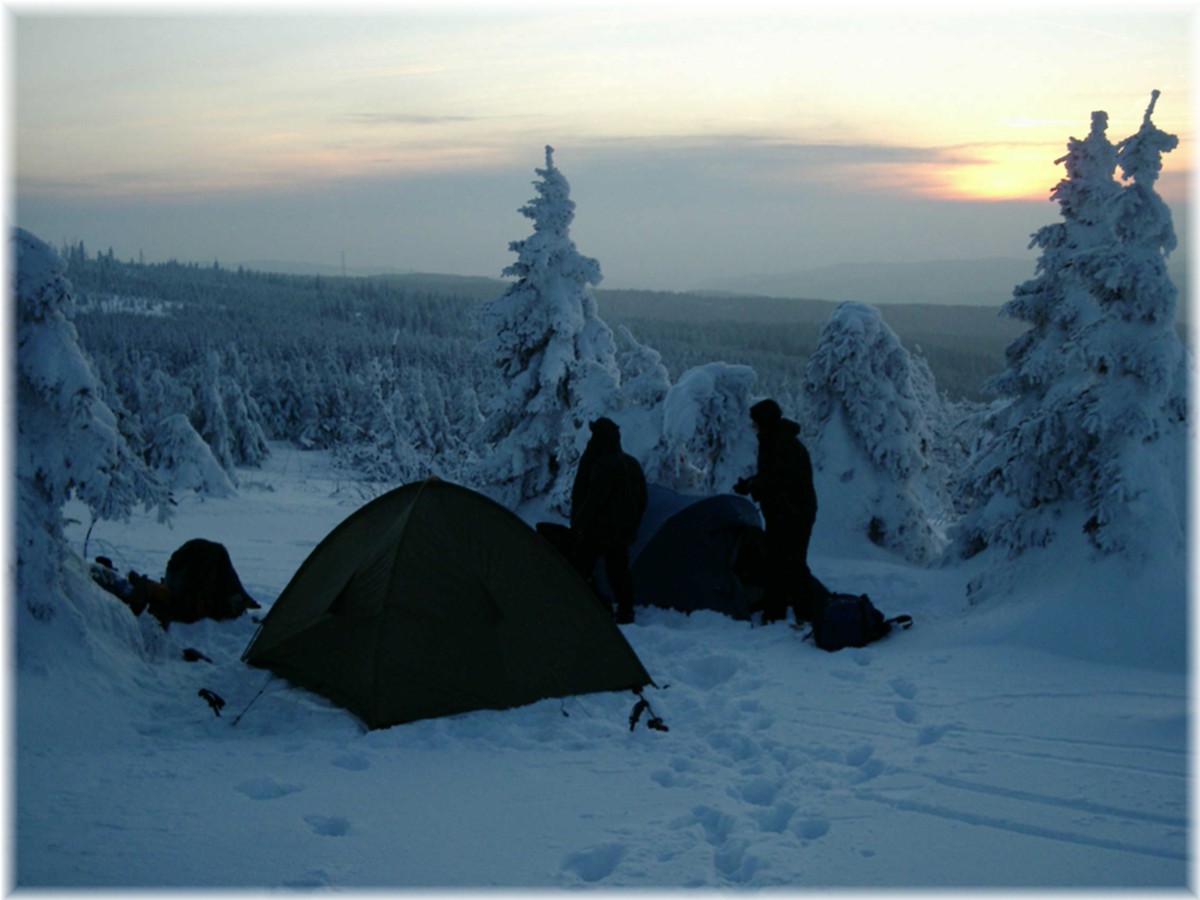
left=926, top=146, right=1067, bottom=203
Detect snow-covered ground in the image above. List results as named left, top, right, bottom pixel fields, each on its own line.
left=17, top=445, right=1189, bottom=890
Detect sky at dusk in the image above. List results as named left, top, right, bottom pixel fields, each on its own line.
left=11, top=3, right=1195, bottom=291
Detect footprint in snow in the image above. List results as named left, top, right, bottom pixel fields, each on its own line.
left=731, top=776, right=782, bottom=807
left=304, top=814, right=353, bottom=837
left=889, top=676, right=918, bottom=699
left=331, top=752, right=370, bottom=771
left=790, top=814, right=831, bottom=842
left=916, top=723, right=957, bottom=746
left=281, top=868, right=332, bottom=888
left=714, top=837, right=760, bottom=884
left=894, top=701, right=919, bottom=723
left=691, top=805, right=738, bottom=846
left=750, top=800, right=797, bottom=834
left=236, top=775, right=303, bottom=800
left=560, top=842, right=625, bottom=882
left=650, top=755, right=700, bottom=788
left=650, top=768, right=675, bottom=787
left=679, top=654, right=744, bottom=690
left=830, top=670, right=866, bottom=683
left=843, top=743, right=875, bottom=767
left=843, top=743, right=884, bottom=782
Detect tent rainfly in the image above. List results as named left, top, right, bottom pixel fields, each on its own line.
left=243, top=480, right=652, bottom=729
left=628, top=485, right=766, bottom=620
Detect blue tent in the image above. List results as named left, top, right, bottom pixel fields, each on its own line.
left=628, top=486, right=766, bottom=620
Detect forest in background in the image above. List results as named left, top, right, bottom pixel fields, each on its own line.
left=53, top=243, right=1016, bottom=539
left=358, top=269, right=1029, bottom=403
left=65, top=247, right=1021, bottom=409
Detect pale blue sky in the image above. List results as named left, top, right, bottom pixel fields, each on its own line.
left=11, top=3, right=1194, bottom=289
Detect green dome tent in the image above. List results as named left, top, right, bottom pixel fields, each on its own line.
left=242, top=480, right=652, bottom=729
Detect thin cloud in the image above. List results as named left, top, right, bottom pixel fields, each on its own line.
left=553, top=133, right=1069, bottom=204
left=574, top=133, right=949, bottom=171
left=340, top=112, right=481, bottom=126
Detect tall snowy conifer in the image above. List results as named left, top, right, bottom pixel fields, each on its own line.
left=1080, top=91, right=1188, bottom=553
left=800, top=302, right=948, bottom=562
left=955, top=94, right=1187, bottom=560
left=476, top=146, right=621, bottom=513
left=15, top=229, right=169, bottom=619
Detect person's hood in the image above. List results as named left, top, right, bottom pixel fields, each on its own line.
left=588, top=417, right=622, bottom=452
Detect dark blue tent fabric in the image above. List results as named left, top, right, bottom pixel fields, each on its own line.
left=629, top=486, right=765, bottom=620
left=586, top=485, right=699, bottom=596
left=630, top=485, right=701, bottom=558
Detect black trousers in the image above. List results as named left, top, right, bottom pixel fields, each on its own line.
left=761, top=512, right=817, bottom=623
left=573, top=538, right=635, bottom=623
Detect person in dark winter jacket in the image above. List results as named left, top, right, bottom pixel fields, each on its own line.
left=734, top=398, right=820, bottom=624
left=570, top=417, right=648, bottom=625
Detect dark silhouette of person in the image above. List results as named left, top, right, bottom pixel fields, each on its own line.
left=570, top=417, right=647, bottom=625
left=734, top=399, right=820, bottom=624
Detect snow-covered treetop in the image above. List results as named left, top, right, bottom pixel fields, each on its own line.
left=1051, top=110, right=1120, bottom=228
left=502, top=145, right=602, bottom=288
left=16, top=228, right=98, bottom=410
left=990, top=106, right=1122, bottom=399
left=1116, top=90, right=1177, bottom=188
left=1111, top=90, right=1179, bottom=262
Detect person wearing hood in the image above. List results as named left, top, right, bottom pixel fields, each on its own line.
left=734, top=399, right=820, bottom=624
left=570, top=417, right=648, bottom=625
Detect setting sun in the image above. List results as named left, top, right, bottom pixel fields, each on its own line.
left=920, top=144, right=1067, bottom=203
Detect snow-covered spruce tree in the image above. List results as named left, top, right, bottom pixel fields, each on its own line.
left=1087, top=90, right=1189, bottom=553
left=799, top=302, right=949, bottom=563
left=448, top=383, right=485, bottom=459
left=954, top=94, right=1187, bottom=562
left=146, top=413, right=238, bottom=498
left=953, top=110, right=1119, bottom=557
left=374, top=369, right=443, bottom=483
left=184, top=347, right=269, bottom=476
left=220, top=344, right=271, bottom=468
left=615, top=324, right=671, bottom=410
left=138, top=363, right=196, bottom=437
left=15, top=228, right=169, bottom=621
left=475, top=146, right=622, bottom=513
left=649, top=362, right=758, bottom=494
left=331, top=357, right=396, bottom=484
left=187, top=350, right=236, bottom=480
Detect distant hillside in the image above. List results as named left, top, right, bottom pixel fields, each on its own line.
left=693, top=258, right=1032, bottom=307
left=695, top=256, right=1190, bottom=311
left=239, top=255, right=1188, bottom=319
left=236, top=259, right=416, bottom=278
left=591, top=287, right=1022, bottom=402
left=235, top=267, right=1192, bottom=397
left=340, top=271, right=1023, bottom=399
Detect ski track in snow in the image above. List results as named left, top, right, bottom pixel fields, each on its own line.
left=25, top=446, right=1188, bottom=890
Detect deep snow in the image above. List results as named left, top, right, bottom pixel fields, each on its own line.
left=15, top=444, right=1190, bottom=890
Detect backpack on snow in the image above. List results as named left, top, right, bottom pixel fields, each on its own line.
left=806, top=592, right=912, bottom=652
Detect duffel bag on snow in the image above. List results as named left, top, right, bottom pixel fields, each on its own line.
left=808, top=593, right=911, bottom=652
